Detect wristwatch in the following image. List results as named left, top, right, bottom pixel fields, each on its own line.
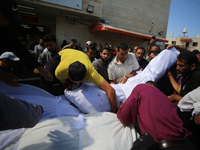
left=125, top=76, right=129, bottom=79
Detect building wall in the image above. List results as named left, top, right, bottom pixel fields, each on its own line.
left=18, top=0, right=171, bottom=50
left=166, top=37, right=200, bottom=51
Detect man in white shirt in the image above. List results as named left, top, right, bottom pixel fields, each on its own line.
left=107, top=42, right=139, bottom=84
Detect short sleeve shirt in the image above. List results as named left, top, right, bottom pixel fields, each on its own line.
left=107, top=53, right=139, bottom=83
left=55, top=49, right=104, bottom=86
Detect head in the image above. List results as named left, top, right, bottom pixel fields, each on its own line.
left=176, top=50, right=198, bottom=76
left=100, top=47, right=111, bottom=63
left=116, top=42, right=129, bottom=63
left=70, top=38, right=77, bottom=47
left=0, top=52, right=20, bottom=68
left=43, top=34, right=57, bottom=54
left=151, top=45, right=161, bottom=53
left=68, top=61, right=86, bottom=85
left=135, top=47, right=146, bottom=62
left=128, top=47, right=133, bottom=53
left=98, top=43, right=103, bottom=49
left=146, top=81, right=159, bottom=89
left=104, top=43, right=109, bottom=47
left=196, top=53, right=200, bottom=69
left=86, top=41, right=91, bottom=46
left=86, top=44, right=97, bottom=62
left=38, top=38, right=44, bottom=46
left=133, top=46, right=138, bottom=53
left=192, top=49, right=199, bottom=54
left=109, top=44, right=113, bottom=49
left=149, top=46, right=161, bottom=61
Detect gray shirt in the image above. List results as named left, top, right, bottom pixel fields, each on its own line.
left=92, top=59, right=110, bottom=83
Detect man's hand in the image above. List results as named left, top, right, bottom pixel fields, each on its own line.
left=119, top=77, right=128, bottom=84
left=34, top=66, right=53, bottom=82
left=0, top=70, right=21, bottom=87
left=168, top=94, right=182, bottom=102
left=166, top=44, right=174, bottom=50
left=150, top=38, right=155, bottom=45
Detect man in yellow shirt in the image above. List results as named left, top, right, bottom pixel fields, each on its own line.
left=55, top=49, right=117, bottom=113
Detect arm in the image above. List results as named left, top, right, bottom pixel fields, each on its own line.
left=147, top=39, right=155, bottom=56
left=34, top=66, right=53, bottom=82
left=119, top=69, right=137, bottom=84
left=168, top=94, right=182, bottom=102
left=167, top=44, right=187, bottom=53
left=99, top=79, right=117, bottom=113
left=110, top=79, right=117, bottom=84
left=167, top=71, right=181, bottom=94
left=194, top=114, right=200, bottom=126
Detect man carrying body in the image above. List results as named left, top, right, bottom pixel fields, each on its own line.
left=37, top=34, right=62, bottom=95
left=107, top=42, right=139, bottom=84
left=135, top=47, right=149, bottom=71
left=37, top=34, right=60, bottom=67
left=168, top=50, right=200, bottom=101
left=55, top=49, right=117, bottom=113
left=92, top=47, right=111, bottom=83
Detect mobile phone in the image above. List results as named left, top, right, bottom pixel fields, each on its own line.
left=152, top=36, right=156, bottom=41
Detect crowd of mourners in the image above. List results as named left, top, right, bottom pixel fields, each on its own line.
left=0, top=0, right=200, bottom=150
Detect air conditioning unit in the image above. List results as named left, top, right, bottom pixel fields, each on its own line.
left=98, top=19, right=109, bottom=25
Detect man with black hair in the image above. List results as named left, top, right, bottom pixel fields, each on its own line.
left=62, top=38, right=77, bottom=50
left=36, top=34, right=62, bottom=95
left=86, top=44, right=97, bottom=62
left=92, top=47, right=111, bottom=83
left=107, top=42, right=139, bottom=84
left=37, top=34, right=60, bottom=67
left=168, top=50, right=200, bottom=101
left=135, top=47, right=149, bottom=70
left=55, top=49, right=117, bottom=113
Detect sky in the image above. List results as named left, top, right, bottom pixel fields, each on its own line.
left=166, top=0, right=200, bottom=38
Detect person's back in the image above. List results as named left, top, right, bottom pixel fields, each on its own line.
left=117, top=84, right=194, bottom=149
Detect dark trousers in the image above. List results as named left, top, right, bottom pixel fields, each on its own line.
left=39, top=54, right=63, bottom=95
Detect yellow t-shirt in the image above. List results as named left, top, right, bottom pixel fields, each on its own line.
left=55, top=49, right=103, bottom=86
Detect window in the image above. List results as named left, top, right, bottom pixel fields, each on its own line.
left=171, top=41, right=176, bottom=44
left=193, top=42, right=198, bottom=46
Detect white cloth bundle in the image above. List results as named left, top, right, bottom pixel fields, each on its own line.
left=64, top=82, right=126, bottom=113
left=178, top=86, right=200, bottom=115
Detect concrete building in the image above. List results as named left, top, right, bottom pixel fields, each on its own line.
left=166, top=37, right=200, bottom=52
left=16, top=0, right=170, bottom=49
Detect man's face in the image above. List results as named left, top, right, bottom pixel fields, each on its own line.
left=100, top=49, right=110, bottom=62
left=44, top=41, right=57, bottom=54
left=135, top=49, right=145, bottom=62
left=133, top=46, right=138, bottom=53
left=149, top=52, right=157, bottom=61
left=86, top=49, right=96, bottom=61
left=151, top=46, right=158, bottom=52
left=176, top=60, right=190, bottom=76
left=117, top=48, right=128, bottom=63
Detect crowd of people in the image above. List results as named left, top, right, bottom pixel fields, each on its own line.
left=1, top=0, right=200, bottom=149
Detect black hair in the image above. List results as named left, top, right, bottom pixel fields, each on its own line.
left=146, top=81, right=160, bottom=89
left=118, top=42, right=129, bottom=51
left=136, top=47, right=146, bottom=53
left=68, top=61, right=86, bottom=81
left=86, top=43, right=97, bottom=51
left=177, top=50, right=198, bottom=66
left=100, top=47, right=111, bottom=53
left=43, top=34, right=57, bottom=43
